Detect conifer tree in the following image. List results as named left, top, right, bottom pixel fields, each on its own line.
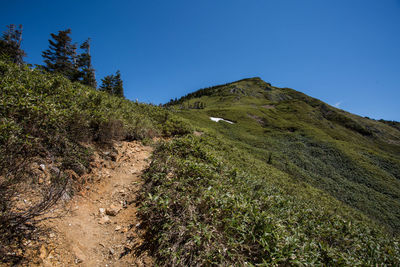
left=99, top=70, right=124, bottom=98
left=113, top=70, right=124, bottom=97
left=99, top=75, right=114, bottom=94
left=0, top=24, right=25, bottom=64
left=42, top=29, right=78, bottom=80
left=77, top=38, right=97, bottom=88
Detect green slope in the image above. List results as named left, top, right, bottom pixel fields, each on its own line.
left=167, top=77, right=400, bottom=232
left=138, top=77, right=400, bottom=265
left=0, top=60, right=189, bottom=264
left=2, top=62, right=399, bottom=265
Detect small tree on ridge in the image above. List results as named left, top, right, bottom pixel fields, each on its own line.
left=99, top=70, right=124, bottom=98
left=42, top=29, right=78, bottom=81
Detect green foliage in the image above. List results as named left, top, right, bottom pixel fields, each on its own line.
left=165, top=77, right=272, bottom=107
left=167, top=78, right=400, bottom=233
left=0, top=58, right=189, bottom=190
left=99, top=70, right=124, bottom=97
left=0, top=24, right=25, bottom=65
left=2, top=60, right=399, bottom=265
left=140, top=136, right=400, bottom=265
left=319, top=104, right=372, bottom=136
left=379, top=119, right=400, bottom=131
left=77, top=38, right=96, bottom=88
left=0, top=60, right=190, bottom=263
left=42, top=29, right=78, bottom=81
left=161, top=115, right=192, bottom=137
left=139, top=77, right=400, bottom=264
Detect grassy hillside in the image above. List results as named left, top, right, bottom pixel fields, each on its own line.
left=0, top=60, right=189, bottom=263
left=137, top=77, right=400, bottom=265
left=141, top=135, right=399, bottom=265
left=1, top=62, right=399, bottom=265
left=166, top=77, right=400, bottom=232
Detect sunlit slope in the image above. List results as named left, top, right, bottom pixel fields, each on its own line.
left=167, top=77, right=400, bottom=232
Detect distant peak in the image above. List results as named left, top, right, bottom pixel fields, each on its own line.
left=232, top=77, right=263, bottom=83
left=230, top=77, right=272, bottom=88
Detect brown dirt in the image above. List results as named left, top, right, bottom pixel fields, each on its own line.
left=37, top=141, right=153, bottom=266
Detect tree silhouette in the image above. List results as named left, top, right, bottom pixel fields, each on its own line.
left=42, top=29, right=78, bottom=81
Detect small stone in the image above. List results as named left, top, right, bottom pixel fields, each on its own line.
left=39, top=164, right=46, bottom=171
left=72, top=245, right=86, bottom=264
left=99, top=208, right=105, bottom=215
left=39, top=245, right=47, bottom=259
left=105, top=204, right=121, bottom=216
left=109, top=247, right=115, bottom=255
left=49, top=233, right=55, bottom=238
left=115, top=226, right=121, bottom=231
left=98, top=216, right=111, bottom=225
left=61, top=191, right=71, bottom=201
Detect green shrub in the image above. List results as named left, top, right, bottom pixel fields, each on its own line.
left=139, top=136, right=400, bottom=266
left=0, top=60, right=190, bottom=264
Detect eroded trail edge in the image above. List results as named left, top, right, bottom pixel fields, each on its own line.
left=39, top=141, right=153, bottom=266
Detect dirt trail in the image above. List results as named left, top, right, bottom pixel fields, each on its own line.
left=39, top=141, right=153, bottom=266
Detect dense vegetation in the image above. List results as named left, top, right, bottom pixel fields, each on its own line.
left=0, top=25, right=25, bottom=65
left=1, top=50, right=399, bottom=264
left=165, top=77, right=272, bottom=107
left=0, top=60, right=189, bottom=263
left=141, top=135, right=399, bottom=265
left=166, top=77, right=400, bottom=232
left=139, top=77, right=400, bottom=265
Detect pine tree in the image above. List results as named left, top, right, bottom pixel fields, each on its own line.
left=99, top=70, right=124, bottom=98
left=77, top=38, right=97, bottom=88
left=0, top=24, right=25, bottom=64
left=99, top=75, right=114, bottom=95
left=113, top=70, right=124, bottom=97
left=42, top=29, right=78, bottom=80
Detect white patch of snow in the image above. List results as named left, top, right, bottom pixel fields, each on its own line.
left=210, top=117, right=234, bottom=124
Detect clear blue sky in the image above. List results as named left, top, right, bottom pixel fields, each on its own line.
left=2, top=0, right=399, bottom=120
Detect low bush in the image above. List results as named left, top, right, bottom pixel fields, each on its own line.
left=139, top=136, right=400, bottom=265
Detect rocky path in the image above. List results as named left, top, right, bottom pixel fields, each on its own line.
left=39, top=141, right=153, bottom=266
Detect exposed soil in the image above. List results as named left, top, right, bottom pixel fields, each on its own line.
left=36, top=141, right=153, bottom=266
